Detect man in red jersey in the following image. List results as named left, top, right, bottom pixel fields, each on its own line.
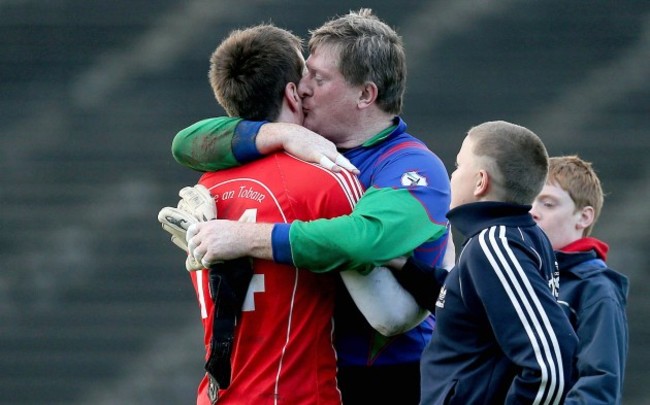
left=159, top=24, right=425, bottom=405
left=190, top=24, right=356, bottom=405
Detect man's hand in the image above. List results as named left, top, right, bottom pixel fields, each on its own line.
left=390, top=257, right=448, bottom=313
left=187, top=220, right=274, bottom=268
left=158, top=184, right=216, bottom=271
left=257, top=123, right=359, bottom=174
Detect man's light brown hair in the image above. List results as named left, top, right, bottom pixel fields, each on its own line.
left=209, top=24, right=304, bottom=121
left=308, top=8, right=406, bottom=115
left=548, top=155, right=604, bottom=236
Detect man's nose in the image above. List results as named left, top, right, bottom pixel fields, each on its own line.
left=298, top=78, right=311, bottom=98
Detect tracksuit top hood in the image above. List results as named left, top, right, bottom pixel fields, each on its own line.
left=560, top=236, right=609, bottom=260
left=556, top=237, right=628, bottom=303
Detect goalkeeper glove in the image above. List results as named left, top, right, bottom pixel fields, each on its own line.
left=178, top=184, right=217, bottom=222
left=158, top=206, right=205, bottom=270
left=158, top=184, right=216, bottom=271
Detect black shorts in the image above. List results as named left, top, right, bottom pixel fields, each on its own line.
left=337, top=362, right=420, bottom=405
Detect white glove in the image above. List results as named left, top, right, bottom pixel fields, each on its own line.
left=178, top=184, right=217, bottom=222
left=158, top=184, right=216, bottom=271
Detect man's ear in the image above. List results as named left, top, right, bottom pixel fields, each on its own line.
left=284, top=82, right=301, bottom=113
left=576, top=206, right=595, bottom=232
left=358, top=82, right=378, bottom=109
left=474, top=169, right=490, bottom=198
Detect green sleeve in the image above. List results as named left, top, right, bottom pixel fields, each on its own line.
left=171, top=117, right=244, bottom=172
left=289, top=187, right=448, bottom=275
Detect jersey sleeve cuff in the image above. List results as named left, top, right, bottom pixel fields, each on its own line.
left=232, top=120, right=267, bottom=163
left=271, top=223, right=294, bottom=266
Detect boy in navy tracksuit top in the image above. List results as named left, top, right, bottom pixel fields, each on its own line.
left=531, top=155, right=629, bottom=404
left=419, top=121, right=578, bottom=404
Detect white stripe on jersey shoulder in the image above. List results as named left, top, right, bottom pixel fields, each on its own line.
left=283, top=153, right=364, bottom=208
left=478, top=225, right=565, bottom=405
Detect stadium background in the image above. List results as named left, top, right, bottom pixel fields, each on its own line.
left=1, top=0, right=648, bottom=403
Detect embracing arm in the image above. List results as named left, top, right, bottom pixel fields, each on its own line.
left=187, top=187, right=447, bottom=273
left=172, top=117, right=356, bottom=172
left=186, top=219, right=428, bottom=336
left=340, top=267, right=429, bottom=336
left=186, top=217, right=431, bottom=334
left=285, top=186, right=448, bottom=275
left=276, top=141, right=451, bottom=274
left=186, top=221, right=274, bottom=267
left=172, top=117, right=252, bottom=171
left=387, top=256, right=450, bottom=312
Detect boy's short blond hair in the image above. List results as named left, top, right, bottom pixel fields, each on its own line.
left=548, top=155, right=604, bottom=236
left=468, top=120, right=549, bottom=205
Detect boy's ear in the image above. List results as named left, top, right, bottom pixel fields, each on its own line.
left=358, top=82, right=378, bottom=109
left=284, top=82, right=301, bottom=112
left=576, top=205, right=595, bottom=231
left=474, top=169, right=490, bottom=198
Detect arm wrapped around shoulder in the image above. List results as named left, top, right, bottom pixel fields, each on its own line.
left=391, top=257, right=449, bottom=313
left=339, top=267, right=429, bottom=336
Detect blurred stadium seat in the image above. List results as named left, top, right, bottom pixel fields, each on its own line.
left=1, top=0, right=648, bottom=403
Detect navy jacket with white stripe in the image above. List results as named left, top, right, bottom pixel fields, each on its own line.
left=420, top=202, right=578, bottom=405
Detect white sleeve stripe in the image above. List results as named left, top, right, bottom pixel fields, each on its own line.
left=495, top=226, right=566, bottom=405
left=479, top=226, right=564, bottom=405
left=478, top=229, right=553, bottom=404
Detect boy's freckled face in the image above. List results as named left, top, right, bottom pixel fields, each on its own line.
left=530, top=183, right=582, bottom=249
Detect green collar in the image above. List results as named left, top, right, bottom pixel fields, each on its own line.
left=361, top=124, right=397, bottom=147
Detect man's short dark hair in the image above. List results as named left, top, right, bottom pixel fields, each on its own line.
left=209, top=24, right=304, bottom=121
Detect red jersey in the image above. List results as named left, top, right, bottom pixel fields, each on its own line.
left=190, top=152, right=363, bottom=405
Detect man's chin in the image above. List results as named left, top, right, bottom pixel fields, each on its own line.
left=302, top=115, right=317, bottom=132
left=298, top=112, right=308, bottom=127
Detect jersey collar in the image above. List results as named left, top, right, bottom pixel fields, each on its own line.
left=361, top=116, right=405, bottom=147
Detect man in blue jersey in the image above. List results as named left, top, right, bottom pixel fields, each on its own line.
left=419, top=121, right=578, bottom=404
left=179, top=9, right=452, bottom=404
